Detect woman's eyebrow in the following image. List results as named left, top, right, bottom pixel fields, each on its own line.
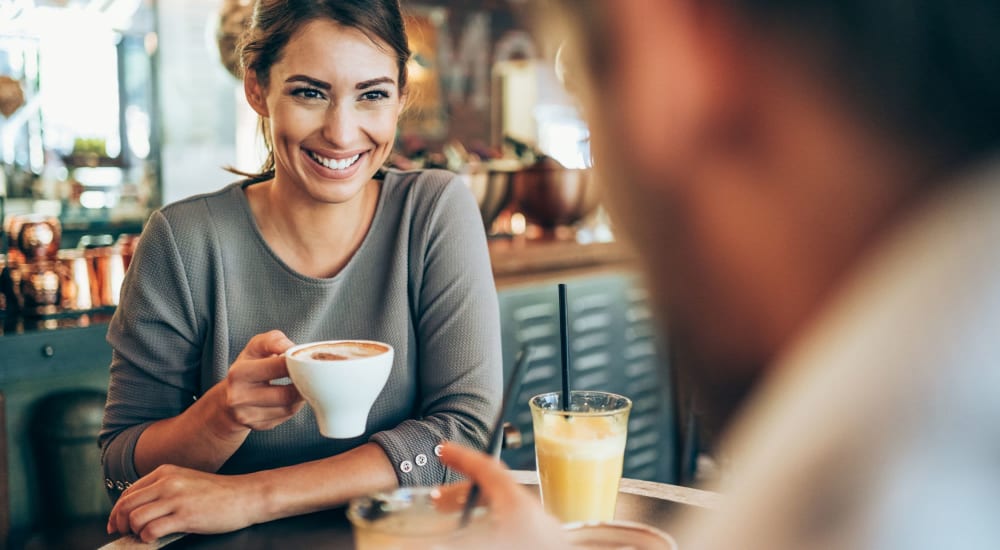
left=285, top=74, right=331, bottom=90
left=356, top=77, right=395, bottom=89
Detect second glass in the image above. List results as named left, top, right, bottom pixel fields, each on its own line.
left=530, top=390, right=632, bottom=523
left=348, top=486, right=489, bottom=550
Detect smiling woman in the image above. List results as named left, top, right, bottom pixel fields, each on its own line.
left=242, top=19, right=403, bottom=214
left=97, top=0, right=502, bottom=543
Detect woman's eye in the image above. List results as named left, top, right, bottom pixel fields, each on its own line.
left=292, top=87, right=325, bottom=100
left=360, top=90, right=391, bottom=102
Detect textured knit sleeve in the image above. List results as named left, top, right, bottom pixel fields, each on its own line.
left=98, top=210, right=204, bottom=498
left=370, top=174, right=503, bottom=485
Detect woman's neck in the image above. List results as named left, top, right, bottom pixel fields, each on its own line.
left=245, top=178, right=381, bottom=279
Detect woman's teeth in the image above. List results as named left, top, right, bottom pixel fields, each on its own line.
left=309, top=151, right=361, bottom=170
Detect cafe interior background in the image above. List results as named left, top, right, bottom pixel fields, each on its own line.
left=0, top=0, right=685, bottom=546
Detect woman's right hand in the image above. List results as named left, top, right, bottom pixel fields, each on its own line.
left=132, top=330, right=305, bottom=476
left=218, top=330, right=304, bottom=432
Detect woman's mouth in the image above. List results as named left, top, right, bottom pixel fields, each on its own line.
left=307, top=150, right=362, bottom=171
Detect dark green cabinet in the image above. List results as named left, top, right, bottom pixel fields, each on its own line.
left=1, top=323, right=113, bottom=545
left=497, top=272, right=679, bottom=484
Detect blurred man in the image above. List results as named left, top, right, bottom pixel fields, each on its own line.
left=442, top=1, right=1000, bottom=548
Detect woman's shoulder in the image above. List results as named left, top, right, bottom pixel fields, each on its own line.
left=383, top=168, right=460, bottom=191
left=157, top=180, right=245, bottom=219
left=144, top=180, right=248, bottom=248
left=382, top=168, right=474, bottom=210
left=157, top=181, right=243, bottom=224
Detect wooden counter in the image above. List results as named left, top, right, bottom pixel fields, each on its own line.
left=0, top=240, right=636, bottom=338
left=489, top=238, right=639, bottom=288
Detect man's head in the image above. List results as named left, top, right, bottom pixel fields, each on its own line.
left=538, top=0, right=1000, bottom=429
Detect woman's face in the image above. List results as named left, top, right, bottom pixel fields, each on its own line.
left=246, top=19, right=403, bottom=205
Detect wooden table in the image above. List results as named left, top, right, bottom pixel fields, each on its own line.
left=102, top=471, right=718, bottom=549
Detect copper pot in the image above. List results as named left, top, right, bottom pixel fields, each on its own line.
left=511, top=164, right=599, bottom=229
left=18, top=260, right=61, bottom=317
left=0, top=257, right=10, bottom=317
left=2, top=255, right=21, bottom=313
left=9, top=213, right=61, bottom=262
left=84, top=246, right=126, bottom=307
left=57, top=249, right=93, bottom=311
left=458, top=169, right=514, bottom=231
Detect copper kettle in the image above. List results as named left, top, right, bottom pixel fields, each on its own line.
left=78, top=236, right=126, bottom=307
left=7, top=213, right=61, bottom=263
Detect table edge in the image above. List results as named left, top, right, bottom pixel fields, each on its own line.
left=101, top=472, right=721, bottom=548
left=508, top=470, right=721, bottom=510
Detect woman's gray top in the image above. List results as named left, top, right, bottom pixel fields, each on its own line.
left=99, top=169, right=503, bottom=496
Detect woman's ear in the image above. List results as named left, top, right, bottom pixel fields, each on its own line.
left=244, top=70, right=269, bottom=117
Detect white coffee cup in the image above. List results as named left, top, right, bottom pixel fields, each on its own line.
left=284, top=340, right=394, bottom=438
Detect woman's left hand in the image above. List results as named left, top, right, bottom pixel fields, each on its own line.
left=107, top=463, right=263, bottom=542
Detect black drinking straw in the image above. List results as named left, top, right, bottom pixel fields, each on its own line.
left=558, top=283, right=571, bottom=412
left=459, top=346, right=532, bottom=527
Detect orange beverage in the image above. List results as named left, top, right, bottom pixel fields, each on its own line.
left=530, top=391, right=632, bottom=523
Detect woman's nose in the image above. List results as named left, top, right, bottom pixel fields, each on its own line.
left=321, top=104, right=357, bottom=146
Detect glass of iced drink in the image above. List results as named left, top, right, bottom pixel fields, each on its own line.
left=348, top=486, right=489, bottom=550
left=530, top=390, right=632, bottom=524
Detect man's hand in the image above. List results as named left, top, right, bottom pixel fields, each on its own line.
left=439, top=442, right=569, bottom=548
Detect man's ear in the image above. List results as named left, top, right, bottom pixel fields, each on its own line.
left=244, top=70, right=269, bottom=117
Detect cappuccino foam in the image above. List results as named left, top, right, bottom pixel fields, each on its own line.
left=292, top=341, right=387, bottom=361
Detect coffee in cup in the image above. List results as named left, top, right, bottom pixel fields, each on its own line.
left=284, top=339, right=394, bottom=438
left=291, top=341, right=389, bottom=361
